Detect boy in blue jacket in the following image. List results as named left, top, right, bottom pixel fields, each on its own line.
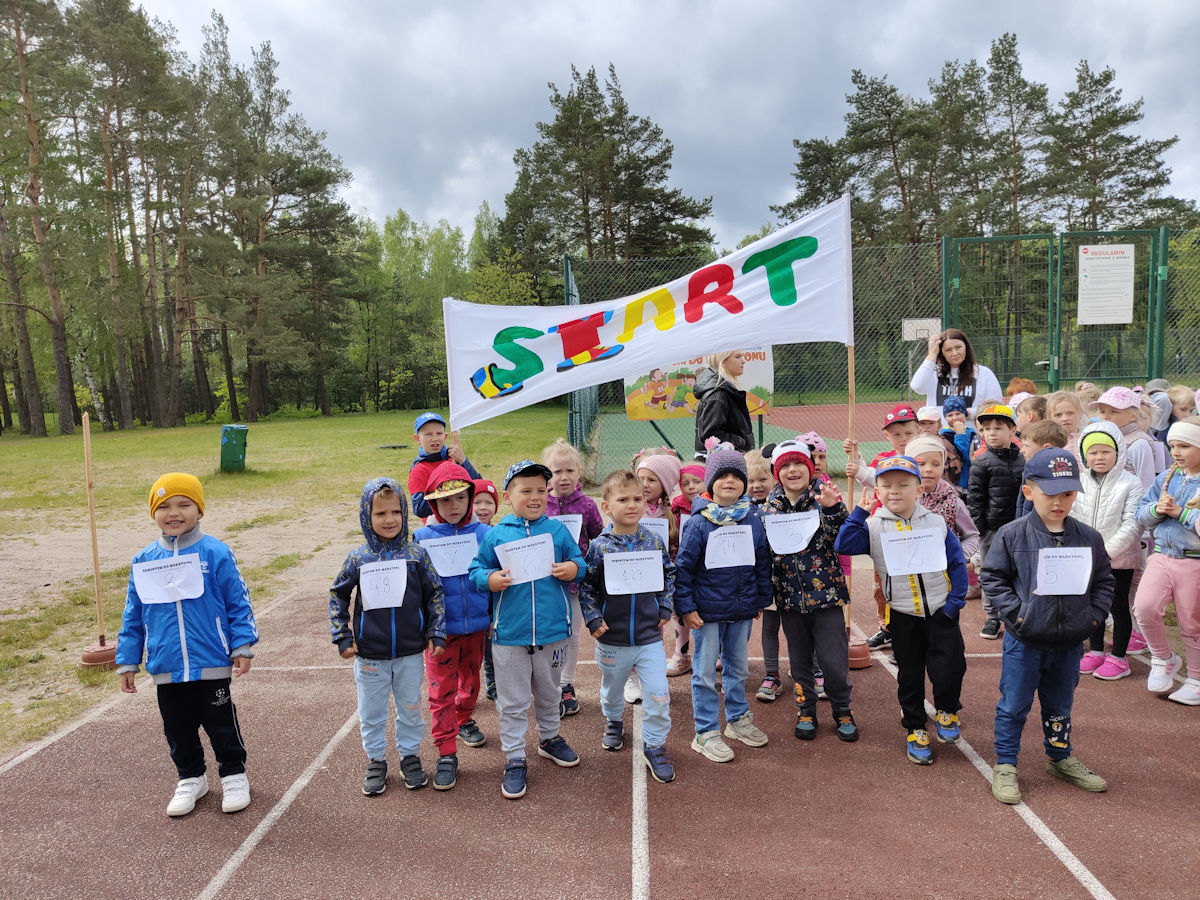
left=981, top=449, right=1114, bottom=805
left=117, top=473, right=259, bottom=817
left=330, top=477, right=447, bottom=797
left=580, top=470, right=676, bottom=783
left=414, top=461, right=492, bottom=791
left=674, top=446, right=773, bottom=763
left=468, top=459, right=587, bottom=799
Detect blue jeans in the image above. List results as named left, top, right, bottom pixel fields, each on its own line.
left=355, top=653, right=426, bottom=760
left=993, top=632, right=1083, bottom=766
left=690, top=619, right=753, bottom=734
left=596, top=641, right=671, bottom=747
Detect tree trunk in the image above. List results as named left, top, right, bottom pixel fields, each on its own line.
left=188, top=298, right=215, bottom=417
left=10, top=349, right=30, bottom=433
left=141, top=170, right=167, bottom=425
left=0, top=356, right=11, bottom=430
left=100, top=106, right=134, bottom=429
left=220, top=321, right=240, bottom=422
left=78, top=353, right=112, bottom=431
left=0, top=203, right=46, bottom=435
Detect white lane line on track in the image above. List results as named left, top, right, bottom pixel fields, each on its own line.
left=251, top=665, right=346, bottom=671
left=630, top=704, right=650, bottom=900
left=196, top=711, right=358, bottom=900
left=852, top=624, right=1116, bottom=900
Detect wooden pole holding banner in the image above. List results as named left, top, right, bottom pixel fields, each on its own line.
left=844, top=346, right=855, bottom=633
left=80, top=412, right=116, bottom=668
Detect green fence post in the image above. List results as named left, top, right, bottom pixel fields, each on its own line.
left=1051, top=234, right=1064, bottom=391
left=1155, top=226, right=1169, bottom=379
left=940, top=235, right=951, bottom=328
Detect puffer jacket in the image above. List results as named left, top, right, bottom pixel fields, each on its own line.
left=693, top=368, right=754, bottom=455
left=1070, top=422, right=1145, bottom=570
left=980, top=512, right=1114, bottom=651
left=674, top=502, right=772, bottom=621
left=836, top=503, right=967, bottom=619
left=413, top=462, right=491, bottom=636
left=762, top=484, right=849, bottom=612
left=579, top=525, right=675, bottom=647
left=116, top=526, right=259, bottom=684
left=1136, top=465, right=1200, bottom=558
left=468, top=513, right=586, bottom=646
left=966, top=444, right=1024, bottom=534
left=329, top=478, right=446, bottom=658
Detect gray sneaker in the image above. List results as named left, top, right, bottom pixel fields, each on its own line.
left=724, top=712, right=768, bottom=747
left=991, top=763, right=1020, bottom=804
left=1046, top=756, right=1107, bottom=792
left=691, top=729, right=734, bottom=763
left=362, top=759, right=387, bottom=796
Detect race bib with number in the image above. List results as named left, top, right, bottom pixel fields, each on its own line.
left=419, top=533, right=478, bottom=577
left=133, top=556, right=204, bottom=605
left=554, top=514, right=583, bottom=544
left=704, top=525, right=755, bottom=569
left=359, top=559, right=409, bottom=609
left=764, top=511, right=821, bottom=555
left=1034, top=547, right=1092, bottom=595
left=879, top=529, right=947, bottom=576
left=603, top=551, right=665, bottom=595
left=641, top=518, right=670, bottom=547
left=495, top=534, right=555, bottom=585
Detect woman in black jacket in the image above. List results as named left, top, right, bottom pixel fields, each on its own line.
left=693, top=351, right=754, bottom=458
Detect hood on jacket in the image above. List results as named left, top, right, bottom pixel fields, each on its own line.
left=360, top=476, right=409, bottom=552
left=425, top=461, right=476, bottom=524
left=692, top=367, right=739, bottom=401
left=1079, top=420, right=1128, bottom=476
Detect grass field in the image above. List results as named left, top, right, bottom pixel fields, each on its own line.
left=0, top=406, right=568, bottom=755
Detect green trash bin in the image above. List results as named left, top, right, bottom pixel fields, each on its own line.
left=220, top=424, right=248, bottom=473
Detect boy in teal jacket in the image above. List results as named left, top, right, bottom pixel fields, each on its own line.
left=469, top=460, right=587, bottom=799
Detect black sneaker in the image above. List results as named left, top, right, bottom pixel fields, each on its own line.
left=433, top=754, right=457, bottom=791
left=833, top=708, right=859, bottom=742
left=602, top=719, right=624, bottom=751
left=794, top=714, right=817, bottom=741
left=866, top=628, right=892, bottom=649
left=537, top=735, right=580, bottom=767
left=560, top=683, right=580, bottom=717
left=980, top=618, right=1002, bottom=640
left=458, top=719, right=486, bottom=747
left=501, top=758, right=527, bottom=799
left=485, top=680, right=497, bottom=701
left=362, top=759, right=387, bottom=796
left=399, top=754, right=427, bottom=790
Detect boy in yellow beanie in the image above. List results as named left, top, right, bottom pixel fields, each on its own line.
left=116, top=472, right=259, bottom=817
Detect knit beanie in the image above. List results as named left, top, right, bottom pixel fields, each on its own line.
left=770, top=439, right=814, bottom=481
left=149, top=472, right=205, bottom=518
left=679, top=463, right=706, bottom=483
left=942, top=395, right=968, bottom=416
left=636, top=453, right=682, bottom=497
left=704, top=446, right=748, bottom=493
left=798, top=431, right=827, bottom=454
left=905, top=435, right=946, bottom=460
left=1080, top=430, right=1118, bottom=456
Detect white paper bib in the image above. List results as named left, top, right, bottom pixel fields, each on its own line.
left=133, top=556, right=204, bottom=605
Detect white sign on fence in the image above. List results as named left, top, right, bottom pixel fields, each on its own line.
left=1078, top=245, right=1135, bottom=325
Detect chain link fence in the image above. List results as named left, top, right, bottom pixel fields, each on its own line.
left=567, top=227, right=1200, bottom=483
left=566, top=243, right=942, bottom=480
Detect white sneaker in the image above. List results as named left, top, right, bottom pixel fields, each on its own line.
left=1147, top=652, right=1183, bottom=693
left=691, top=729, right=734, bottom=763
left=1167, top=677, right=1200, bottom=706
left=166, top=776, right=208, bottom=817
left=724, top=712, right=769, bottom=747
left=623, top=672, right=642, bottom=704
left=220, top=773, right=251, bottom=813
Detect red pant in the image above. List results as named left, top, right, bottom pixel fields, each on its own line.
left=426, top=632, right=486, bottom=755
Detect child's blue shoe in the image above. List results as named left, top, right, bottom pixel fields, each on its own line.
left=643, top=743, right=675, bottom=783
left=501, top=758, right=527, bottom=799
left=934, top=710, right=961, bottom=743
left=793, top=714, right=817, bottom=741
left=602, top=719, right=624, bottom=752
left=538, top=735, right=580, bottom=767
left=907, top=729, right=933, bottom=765
left=833, top=708, right=859, bottom=742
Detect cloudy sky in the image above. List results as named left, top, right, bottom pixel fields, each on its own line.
left=137, top=0, right=1200, bottom=250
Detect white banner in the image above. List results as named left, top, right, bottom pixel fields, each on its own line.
left=444, top=195, right=853, bottom=428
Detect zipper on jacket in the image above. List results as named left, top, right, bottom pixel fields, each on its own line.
left=216, top=617, right=229, bottom=655
left=170, top=537, right=190, bottom=678
left=525, top=518, right=536, bottom=644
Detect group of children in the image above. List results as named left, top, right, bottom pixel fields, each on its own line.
left=115, top=374, right=1200, bottom=813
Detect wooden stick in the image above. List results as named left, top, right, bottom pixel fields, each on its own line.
left=82, top=412, right=106, bottom=646
left=845, top=344, right=856, bottom=631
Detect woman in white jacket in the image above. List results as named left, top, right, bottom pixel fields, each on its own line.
left=1071, top=421, right=1145, bottom=681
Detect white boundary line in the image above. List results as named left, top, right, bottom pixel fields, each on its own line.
left=853, top=624, right=1115, bottom=900
left=195, top=711, right=358, bottom=900
left=630, top=704, right=649, bottom=900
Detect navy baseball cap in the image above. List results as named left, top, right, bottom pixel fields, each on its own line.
left=874, top=455, right=922, bottom=481
left=413, top=411, right=446, bottom=432
left=1024, top=448, right=1082, bottom=494
left=503, top=459, right=552, bottom=490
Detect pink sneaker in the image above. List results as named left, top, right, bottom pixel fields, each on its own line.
left=1126, top=630, right=1148, bottom=653
left=1079, top=651, right=1106, bottom=675
left=1093, top=655, right=1131, bottom=680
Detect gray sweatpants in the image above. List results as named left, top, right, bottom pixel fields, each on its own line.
left=978, top=531, right=997, bottom=617
left=492, top=639, right=568, bottom=760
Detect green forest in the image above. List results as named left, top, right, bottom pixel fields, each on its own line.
left=1, top=2, right=1193, bottom=436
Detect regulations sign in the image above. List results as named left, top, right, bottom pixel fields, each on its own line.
left=1077, top=245, right=1135, bottom=325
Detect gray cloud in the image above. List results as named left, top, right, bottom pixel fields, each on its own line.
left=139, top=0, right=1200, bottom=249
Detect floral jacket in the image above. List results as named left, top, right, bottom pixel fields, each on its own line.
left=762, top=484, right=850, bottom=612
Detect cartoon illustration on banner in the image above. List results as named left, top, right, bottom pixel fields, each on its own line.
left=623, top=348, right=774, bottom=421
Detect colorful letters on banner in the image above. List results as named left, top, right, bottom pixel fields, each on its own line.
left=444, top=195, right=852, bottom=429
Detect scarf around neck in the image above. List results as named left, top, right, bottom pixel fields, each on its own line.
left=701, top=497, right=751, bottom=526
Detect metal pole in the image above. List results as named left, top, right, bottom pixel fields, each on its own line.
left=940, top=235, right=951, bottom=328
left=1155, top=226, right=1169, bottom=379
left=1052, top=234, right=1064, bottom=391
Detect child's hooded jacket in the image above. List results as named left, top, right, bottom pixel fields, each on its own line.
left=468, top=513, right=586, bottom=646
left=116, top=526, right=258, bottom=684
left=329, top=478, right=446, bottom=658
left=413, top=462, right=492, bottom=636
left=673, top=500, right=772, bottom=621
left=408, top=447, right=481, bottom=520
left=1070, top=421, right=1145, bottom=570
left=579, top=524, right=675, bottom=647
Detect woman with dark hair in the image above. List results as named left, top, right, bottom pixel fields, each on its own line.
left=693, top=350, right=754, bottom=459
left=909, top=328, right=1002, bottom=417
